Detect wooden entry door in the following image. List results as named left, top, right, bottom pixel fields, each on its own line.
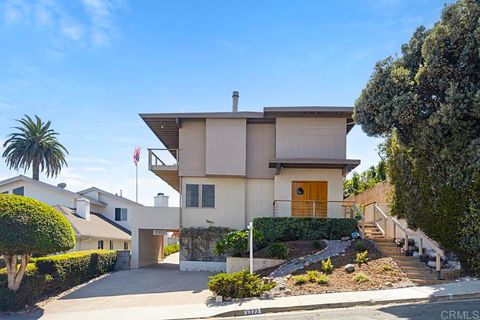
left=291, top=181, right=328, bottom=217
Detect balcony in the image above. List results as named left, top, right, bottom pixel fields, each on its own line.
left=148, top=148, right=179, bottom=191
left=273, top=200, right=356, bottom=219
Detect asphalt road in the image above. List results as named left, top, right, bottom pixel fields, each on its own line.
left=223, top=299, right=480, bottom=320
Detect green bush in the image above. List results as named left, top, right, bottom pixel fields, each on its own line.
left=306, top=270, right=320, bottom=283
left=214, top=229, right=265, bottom=257
left=293, top=275, right=308, bottom=285
left=381, top=264, right=393, bottom=272
left=352, top=273, right=369, bottom=283
left=0, top=250, right=116, bottom=311
left=253, top=217, right=357, bottom=243
left=321, top=257, right=334, bottom=274
left=354, top=240, right=367, bottom=252
left=208, top=270, right=275, bottom=298
left=312, top=240, right=323, bottom=250
left=164, top=243, right=179, bottom=257
left=316, top=274, right=329, bottom=285
left=355, top=251, right=369, bottom=265
left=0, top=194, right=75, bottom=256
left=265, top=243, right=289, bottom=259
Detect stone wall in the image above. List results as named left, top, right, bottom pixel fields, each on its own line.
left=180, top=226, right=233, bottom=262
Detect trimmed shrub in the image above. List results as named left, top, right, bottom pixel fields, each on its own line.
left=253, top=217, right=357, bottom=243
left=352, top=273, right=370, bottom=283
left=0, top=250, right=116, bottom=311
left=164, top=244, right=179, bottom=257
left=265, top=243, right=289, bottom=259
left=293, top=275, right=308, bottom=285
left=381, top=265, right=393, bottom=272
left=321, top=258, right=334, bottom=274
left=208, top=270, right=275, bottom=298
left=316, top=274, right=329, bottom=285
left=355, top=251, right=369, bottom=265
left=214, top=229, right=265, bottom=257
left=306, top=270, right=320, bottom=283
left=354, top=240, right=367, bottom=252
left=312, top=240, right=323, bottom=250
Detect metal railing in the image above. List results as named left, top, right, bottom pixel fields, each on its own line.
left=372, top=203, right=388, bottom=237
left=273, top=200, right=356, bottom=218
left=148, top=148, right=179, bottom=168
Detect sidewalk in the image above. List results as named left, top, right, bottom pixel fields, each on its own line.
left=20, top=280, right=479, bottom=320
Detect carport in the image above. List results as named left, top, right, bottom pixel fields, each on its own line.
left=131, top=206, right=180, bottom=268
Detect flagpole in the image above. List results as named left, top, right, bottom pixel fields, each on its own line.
left=135, top=163, right=138, bottom=203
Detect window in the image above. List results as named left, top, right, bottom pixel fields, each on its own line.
left=12, top=186, right=24, bottom=196
left=98, top=240, right=104, bottom=249
left=0, top=191, right=8, bottom=194
left=124, top=242, right=129, bottom=250
left=186, top=184, right=199, bottom=207
left=109, top=241, right=113, bottom=250
left=115, top=208, right=128, bottom=221
left=202, top=185, right=215, bottom=208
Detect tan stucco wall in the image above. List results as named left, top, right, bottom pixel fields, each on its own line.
left=246, top=179, right=274, bottom=222
left=205, top=118, right=247, bottom=176
left=138, top=229, right=163, bottom=267
left=181, top=176, right=246, bottom=229
left=274, top=168, right=344, bottom=218
left=72, top=238, right=131, bottom=251
left=275, top=117, right=347, bottom=159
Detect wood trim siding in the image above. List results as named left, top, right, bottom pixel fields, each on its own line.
left=275, top=117, right=346, bottom=159
left=246, top=123, right=276, bottom=179
left=179, top=119, right=206, bottom=177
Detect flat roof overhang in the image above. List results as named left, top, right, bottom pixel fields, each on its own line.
left=269, top=158, right=361, bottom=175
left=140, top=106, right=356, bottom=149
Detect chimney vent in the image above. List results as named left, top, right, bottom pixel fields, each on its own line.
left=232, top=91, right=239, bottom=112
left=154, top=193, right=169, bottom=207
left=76, top=197, right=91, bottom=221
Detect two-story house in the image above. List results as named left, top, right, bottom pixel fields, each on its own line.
left=133, top=92, right=360, bottom=271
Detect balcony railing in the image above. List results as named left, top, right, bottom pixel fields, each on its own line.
left=148, top=148, right=179, bottom=168
left=273, top=200, right=356, bottom=218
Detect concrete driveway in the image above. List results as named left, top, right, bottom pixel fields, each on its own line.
left=19, top=253, right=216, bottom=320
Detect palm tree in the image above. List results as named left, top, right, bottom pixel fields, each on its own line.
left=2, top=115, right=68, bottom=181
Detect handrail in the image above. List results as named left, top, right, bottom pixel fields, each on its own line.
left=351, top=205, right=366, bottom=239
left=148, top=148, right=179, bottom=168
left=272, top=200, right=356, bottom=219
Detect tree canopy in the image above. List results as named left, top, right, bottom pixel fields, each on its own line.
left=354, top=0, right=480, bottom=274
left=0, top=194, right=75, bottom=291
left=2, top=115, right=68, bottom=181
left=344, top=159, right=387, bottom=198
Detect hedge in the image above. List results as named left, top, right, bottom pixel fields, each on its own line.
left=0, top=250, right=117, bottom=311
left=164, top=243, right=179, bottom=257
left=253, top=217, right=357, bottom=243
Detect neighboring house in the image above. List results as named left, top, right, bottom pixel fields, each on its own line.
left=0, top=175, right=133, bottom=252
left=134, top=92, right=360, bottom=270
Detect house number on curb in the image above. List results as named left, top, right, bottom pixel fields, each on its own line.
left=244, top=309, right=262, bottom=315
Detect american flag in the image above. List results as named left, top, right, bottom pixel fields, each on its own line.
left=133, top=147, right=141, bottom=166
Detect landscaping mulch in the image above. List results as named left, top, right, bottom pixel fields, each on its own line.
left=252, top=240, right=326, bottom=260
left=285, top=240, right=413, bottom=295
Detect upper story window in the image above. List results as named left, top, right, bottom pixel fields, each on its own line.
left=186, top=184, right=199, bottom=207
left=115, top=208, right=128, bottom=221
left=202, top=185, right=215, bottom=208
left=186, top=184, right=215, bottom=208
left=12, top=186, right=24, bottom=196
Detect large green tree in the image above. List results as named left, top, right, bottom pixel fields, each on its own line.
left=3, top=115, right=68, bottom=181
left=354, top=0, right=480, bottom=273
left=0, top=195, right=75, bottom=291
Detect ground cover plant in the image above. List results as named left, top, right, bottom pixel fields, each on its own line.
left=208, top=271, right=275, bottom=298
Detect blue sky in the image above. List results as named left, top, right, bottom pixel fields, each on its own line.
left=0, top=0, right=453, bottom=206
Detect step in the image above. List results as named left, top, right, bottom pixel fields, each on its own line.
left=400, top=265, right=432, bottom=272
left=404, top=270, right=435, bottom=277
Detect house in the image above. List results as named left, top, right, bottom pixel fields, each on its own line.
left=135, top=91, right=360, bottom=271
left=0, top=175, right=133, bottom=251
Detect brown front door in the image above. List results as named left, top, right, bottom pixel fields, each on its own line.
left=291, top=181, right=328, bottom=217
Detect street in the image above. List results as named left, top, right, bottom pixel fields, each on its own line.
left=224, top=299, right=480, bottom=320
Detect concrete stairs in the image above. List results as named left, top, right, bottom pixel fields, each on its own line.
left=363, top=223, right=442, bottom=285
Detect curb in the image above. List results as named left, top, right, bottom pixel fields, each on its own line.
left=212, top=292, right=480, bottom=318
